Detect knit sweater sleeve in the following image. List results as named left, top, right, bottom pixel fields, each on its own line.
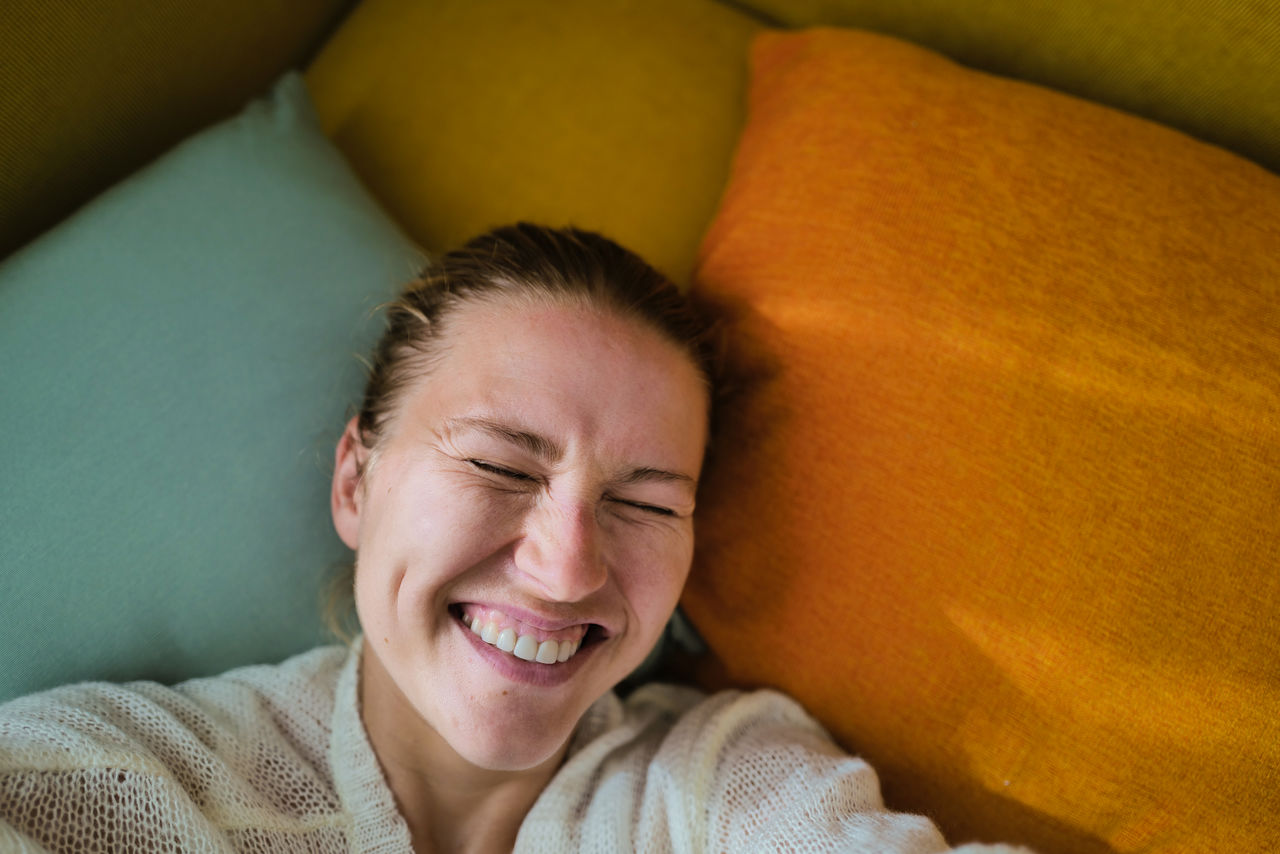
left=522, top=684, right=1033, bottom=853
left=1, top=820, right=55, bottom=853
left=0, top=646, right=351, bottom=854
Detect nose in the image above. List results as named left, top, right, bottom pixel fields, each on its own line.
left=515, top=497, right=608, bottom=602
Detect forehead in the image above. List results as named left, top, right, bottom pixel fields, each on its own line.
left=394, top=297, right=709, bottom=466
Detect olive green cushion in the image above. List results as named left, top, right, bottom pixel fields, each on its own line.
left=735, top=0, right=1280, bottom=174
left=0, top=0, right=354, bottom=260
left=0, top=74, right=421, bottom=703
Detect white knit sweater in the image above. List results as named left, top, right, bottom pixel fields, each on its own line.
left=0, top=640, right=1029, bottom=853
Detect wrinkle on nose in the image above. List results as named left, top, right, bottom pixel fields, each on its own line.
left=517, top=497, right=607, bottom=602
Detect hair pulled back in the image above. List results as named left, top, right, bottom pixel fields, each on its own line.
left=355, top=223, right=719, bottom=450
left=327, top=224, right=720, bottom=638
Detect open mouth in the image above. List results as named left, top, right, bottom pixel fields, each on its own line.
left=448, top=604, right=607, bottom=666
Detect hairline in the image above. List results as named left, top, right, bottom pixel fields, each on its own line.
left=362, top=287, right=711, bottom=452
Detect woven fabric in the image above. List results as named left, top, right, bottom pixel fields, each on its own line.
left=305, top=0, right=761, bottom=284
left=0, top=641, right=1029, bottom=852
left=732, top=0, right=1280, bottom=174
left=683, top=27, right=1280, bottom=854
left=0, top=74, right=419, bottom=704
left=0, top=0, right=352, bottom=259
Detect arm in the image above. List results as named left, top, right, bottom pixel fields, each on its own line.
left=0, top=822, right=54, bottom=854
left=655, top=688, right=1033, bottom=853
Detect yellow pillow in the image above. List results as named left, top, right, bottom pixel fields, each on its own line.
left=683, top=28, right=1280, bottom=854
left=733, top=0, right=1280, bottom=175
left=305, top=0, right=760, bottom=284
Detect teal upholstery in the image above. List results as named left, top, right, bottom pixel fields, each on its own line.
left=0, top=75, right=422, bottom=702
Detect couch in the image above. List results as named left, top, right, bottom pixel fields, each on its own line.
left=3, top=1, right=1277, bottom=852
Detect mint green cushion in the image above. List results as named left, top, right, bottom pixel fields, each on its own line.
left=0, top=74, right=422, bottom=702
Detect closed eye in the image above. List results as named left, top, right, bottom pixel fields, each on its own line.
left=467, top=459, right=536, bottom=482
left=611, top=498, right=676, bottom=517
left=468, top=462, right=677, bottom=516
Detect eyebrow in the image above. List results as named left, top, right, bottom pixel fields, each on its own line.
left=445, top=416, right=698, bottom=488
left=445, top=416, right=562, bottom=463
left=617, top=466, right=697, bottom=489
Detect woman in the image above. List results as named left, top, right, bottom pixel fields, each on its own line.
left=0, top=225, right=1026, bottom=853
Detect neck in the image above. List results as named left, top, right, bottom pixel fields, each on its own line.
left=359, top=645, right=569, bottom=854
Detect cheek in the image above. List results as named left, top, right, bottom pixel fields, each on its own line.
left=383, top=470, right=528, bottom=543
left=611, top=526, right=695, bottom=626
left=355, top=475, right=528, bottom=608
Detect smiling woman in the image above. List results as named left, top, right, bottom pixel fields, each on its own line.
left=329, top=234, right=713, bottom=832
left=0, top=224, right=1031, bottom=853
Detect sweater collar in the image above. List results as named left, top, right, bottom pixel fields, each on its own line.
left=329, top=636, right=416, bottom=853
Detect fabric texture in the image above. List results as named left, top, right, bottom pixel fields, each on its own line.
left=0, top=641, right=1029, bottom=853
left=732, top=0, right=1280, bottom=175
left=0, top=74, right=422, bottom=703
left=304, top=0, right=761, bottom=285
left=0, top=0, right=354, bottom=259
left=682, top=27, right=1280, bottom=854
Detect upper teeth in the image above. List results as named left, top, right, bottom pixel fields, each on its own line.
left=463, top=613, right=583, bottom=665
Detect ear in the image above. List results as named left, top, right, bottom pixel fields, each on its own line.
left=331, top=416, right=368, bottom=550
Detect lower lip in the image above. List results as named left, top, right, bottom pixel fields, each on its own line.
left=454, top=616, right=598, bottom=688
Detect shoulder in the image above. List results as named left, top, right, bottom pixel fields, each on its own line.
left=588, top=683, right=861, bottom=779
left=176, top=643, right=349, bottom=740
left=0, top=646, right=351, bottom=819
left=635, top=682, right=839, bottom=748
left=0, top=644, right=352, bottom=852
left=552, top=682, right=850, bottom=786
left=0, top=644, right=348, bottom=770
left=528, top=684, right=974, bottom=853
left=635, top=684, right=888, bottom=807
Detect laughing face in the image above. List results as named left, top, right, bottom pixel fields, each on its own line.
left=331, top=296, right=709, bottom=773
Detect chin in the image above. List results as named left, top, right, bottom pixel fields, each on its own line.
left=439, top=682, right=603, bottom=773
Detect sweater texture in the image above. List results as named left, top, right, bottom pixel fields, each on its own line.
left=0, top=639, right=1028, bottom=853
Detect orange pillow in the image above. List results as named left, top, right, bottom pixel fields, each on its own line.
left=684, top=28, right=1280, bottom=854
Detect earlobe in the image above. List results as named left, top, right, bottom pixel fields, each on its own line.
left=331, top=416, right=367, bottom=550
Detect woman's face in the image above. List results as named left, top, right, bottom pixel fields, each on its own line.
left=332, top=297, right=709, bottom=772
